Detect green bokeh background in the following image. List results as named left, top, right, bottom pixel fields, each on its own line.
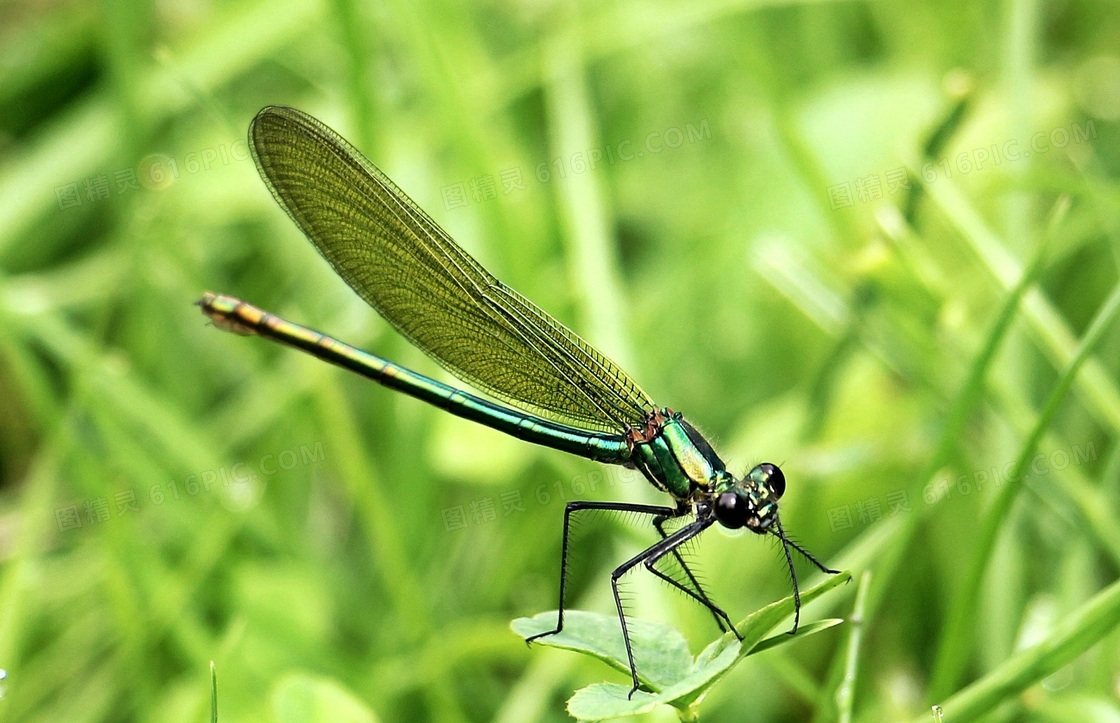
left=1, top=1, right=1118, bottom=721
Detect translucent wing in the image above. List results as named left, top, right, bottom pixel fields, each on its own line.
left=249, top=106, right=655, bottom=432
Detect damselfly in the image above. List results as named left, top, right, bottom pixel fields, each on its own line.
left=199, top=106, right=838, bottom=697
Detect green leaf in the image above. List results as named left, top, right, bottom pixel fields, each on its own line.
left=514, top=571, right=852, bottom=720
left=750, top=619, right=846, bottom=656
left=511, top=610, right=693, bottom=690
left=567, top=684, right=667, bottom=720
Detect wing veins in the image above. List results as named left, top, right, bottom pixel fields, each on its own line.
left=249, top=106, right=655, bottom=430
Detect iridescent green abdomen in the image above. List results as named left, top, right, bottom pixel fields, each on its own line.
left=629, top=411, right=726, bottom=499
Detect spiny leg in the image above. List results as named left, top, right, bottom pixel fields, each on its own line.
left=774, top=517, right=804, bottom=634
left=524, top=501, right=678, bottom=646
left=650, top=515, right=738, bottom=638
left=611, top=516, right=715, bottom=698
left=775, top=519, right=842, bottom=635
left=784, top=536, right=841, bottom=575
left=772, top=516, right=840, bottom=635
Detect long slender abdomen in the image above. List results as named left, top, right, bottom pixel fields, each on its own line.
left=197, top=293, right=632, bottom=465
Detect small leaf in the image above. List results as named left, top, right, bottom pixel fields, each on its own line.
left=512, top=610, right=692, bottom=689
left=517, top=572, right=852, bottom=720
left=733, top=571, right=852, bottom=652
left=750, top=619, right=846, bottom=656
left=567, top=684, right=665, bottom=720
left=664, top=572, right=851, bottom=709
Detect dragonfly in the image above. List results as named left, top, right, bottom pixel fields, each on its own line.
left=199, top=106, right=838, bottom=697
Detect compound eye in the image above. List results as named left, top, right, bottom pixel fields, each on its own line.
left=714, top=491, right=747, bottom=529
left=756, top=462, right=786, bottom=499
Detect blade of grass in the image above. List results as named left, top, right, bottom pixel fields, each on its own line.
left=989, top=380, right=1120, bottom=565
left=930, top=280, right=1120, bottom=696
left=311, top=378, right=470, bottom=723
left=327, top=0, right=378, bottom=152
left=836, top=571, right=872, bottom=723
left=807, top=196, right=1063, bottom=723
left=916, top=570, right=1120, bottom=722
left=0, top=0, right=321, bottom=258
left=0, top=440, right=64, bottom=707
left=543, top=11, right=633, bottom=369
left=921, top=172, right=1120, bottom=436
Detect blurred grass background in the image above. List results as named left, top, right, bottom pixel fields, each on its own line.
left=0, top=0, right=1118, bottom=721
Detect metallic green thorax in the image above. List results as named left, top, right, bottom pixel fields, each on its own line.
left=629, top=411, right=731, bottom=499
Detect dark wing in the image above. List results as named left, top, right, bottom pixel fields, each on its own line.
left=248, top=106, right=655, bottom=432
